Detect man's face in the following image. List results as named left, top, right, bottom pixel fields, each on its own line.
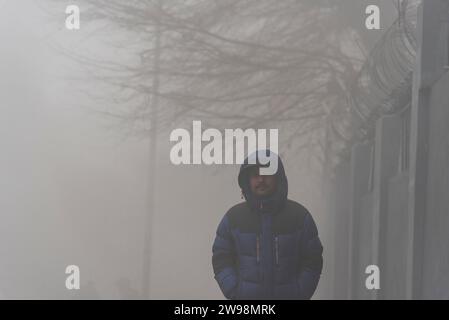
left=248, top=166, right=277, bottom=197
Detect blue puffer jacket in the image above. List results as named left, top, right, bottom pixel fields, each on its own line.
left=212, top=151, right=323, bottom=300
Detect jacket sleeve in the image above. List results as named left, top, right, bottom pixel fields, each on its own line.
left=212, top=215, right=239, bottom=299
left=297, top=212, right=323, bottom=299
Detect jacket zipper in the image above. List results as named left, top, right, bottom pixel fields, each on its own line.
left=275, top=236, right=279, bottom=266
left=256, top=235, right=260, bottom=264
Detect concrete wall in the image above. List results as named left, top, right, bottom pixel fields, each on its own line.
left=421, top=70, right=449, bottom=299
left=334, top=113, right=412, bottom=299
left=407, top=0, right=449, bottom=299
left=384, top=172, right=409, bottom=299
left=354, top=193, right=374, bottom=299
left=330, top=0, right=449, bottom=300
left=332, top=162, right=351, bottom=299
left=348, top=142, right=373, bottom=299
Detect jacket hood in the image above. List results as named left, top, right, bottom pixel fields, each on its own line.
left=238, top=150, right=288, bottom=213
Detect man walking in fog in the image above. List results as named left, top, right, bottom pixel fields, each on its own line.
left=212, top=150, right=323, bottom=300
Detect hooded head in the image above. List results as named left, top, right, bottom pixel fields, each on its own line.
left=238, top=150, right=288, bottom=213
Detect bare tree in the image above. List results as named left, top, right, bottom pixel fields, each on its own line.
left=46, top=1, right=368, bottom=165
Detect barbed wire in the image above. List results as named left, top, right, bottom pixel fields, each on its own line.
left=329, top=0, right=420, bottom=168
